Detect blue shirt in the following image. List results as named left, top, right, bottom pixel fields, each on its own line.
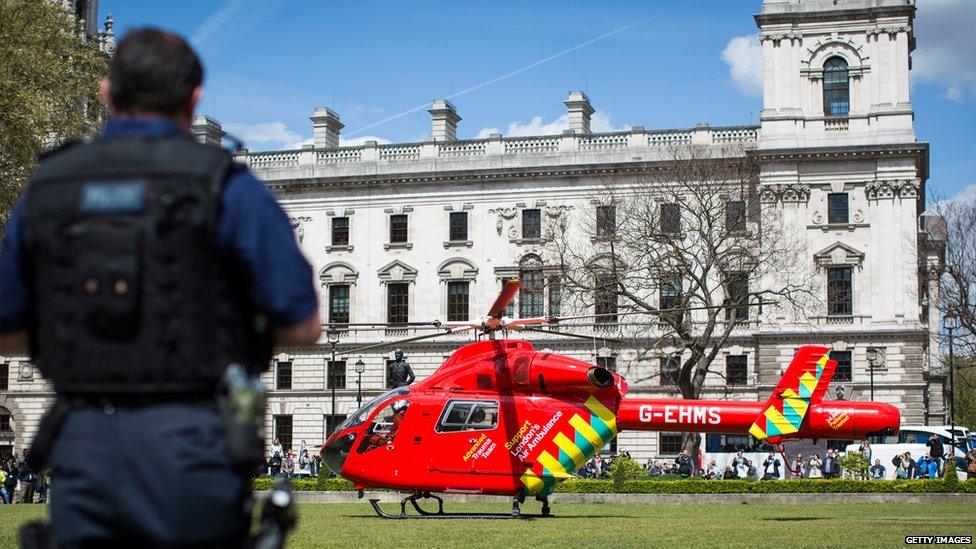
left=0, top=117, right=317, bottom=333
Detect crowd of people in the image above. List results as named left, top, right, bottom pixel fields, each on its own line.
left=264, top=438, right=323, bottom=479
left=0, top=453, right=51, bottom=504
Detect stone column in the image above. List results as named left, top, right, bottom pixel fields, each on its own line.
left=564, top=91, right=594, bottom=134
left=310, top=107, right=344, bottom=149
left=429, top=99, right=460, bottom=142
left=190, top=115, right=226, bottom=147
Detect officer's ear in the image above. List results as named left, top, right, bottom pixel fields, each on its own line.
left=188, top=85, right=203, bottom=114
left=99, top=78, right=115, bottom=113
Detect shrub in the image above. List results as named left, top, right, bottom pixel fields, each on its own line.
left=943, top=460, right=959, bottom=487
left=609, top=456, right=648, bottom=491
left=839, top=451, right=870, bottom=480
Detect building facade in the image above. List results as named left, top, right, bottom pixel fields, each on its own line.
left=0, top=0, right=945, bottom=461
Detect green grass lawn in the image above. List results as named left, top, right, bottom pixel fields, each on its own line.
left=0, top=502, right=972, bottom=547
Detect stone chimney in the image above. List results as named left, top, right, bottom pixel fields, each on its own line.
left=190, top=115, right=225, bottom=147
left=564, top=91, right=594, bottom=134
left=428, top=99, right=460, bottom=142
left=310, top=107, right=344, bottom=149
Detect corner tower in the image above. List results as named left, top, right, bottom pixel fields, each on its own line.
left=756, top=0, right=916, bottom=148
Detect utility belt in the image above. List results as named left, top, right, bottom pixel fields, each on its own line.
left=27, top=365, right=267, bottom=475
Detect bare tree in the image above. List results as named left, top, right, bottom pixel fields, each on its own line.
left=550, top=144, right=813, bottom=456
left=928, top=197, right=976, bottom=361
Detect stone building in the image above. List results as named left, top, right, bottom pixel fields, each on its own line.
left=0, top=0, right=944, bottom=461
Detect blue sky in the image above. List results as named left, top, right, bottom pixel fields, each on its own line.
left=98, top=0, right=974, bottom=200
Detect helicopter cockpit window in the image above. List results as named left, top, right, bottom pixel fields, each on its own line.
left=357, top=398, right=410, bottom=453
left=435, top=400, right=499, bottom=433
left=337, top=387, right=410, bottom=433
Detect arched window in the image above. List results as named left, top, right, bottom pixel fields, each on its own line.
left=823, top=57, right=850, bottom=117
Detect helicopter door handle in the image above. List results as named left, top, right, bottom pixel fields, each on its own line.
left=413, top=436, right=422, bottom=444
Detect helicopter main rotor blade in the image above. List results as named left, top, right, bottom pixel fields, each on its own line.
left=520, top=326, right=624, bottom=344
left=337, top=327, right=474, bottom=356
left=504, top=317, right=551, bottom=330
left=487, top=279, right=521, bottom=320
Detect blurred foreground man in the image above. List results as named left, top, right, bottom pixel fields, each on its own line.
left=0, top=28, right=320, bottom=546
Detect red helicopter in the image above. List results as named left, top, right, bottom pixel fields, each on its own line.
left=321, top=281, right=900, bottom=519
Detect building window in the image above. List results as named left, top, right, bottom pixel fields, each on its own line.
left=522, top=209, right=541, bottom=239
left=520, top=269, right=544, bottom=318
left=726, top=200, right=746, bottom=233
left=274, top=415, right=293, bottom=452
left=828, top=193, right=849, bottom=224
left=660, top=356, right=680, bottom=385
left=823, top=57, right=850, bottom=117
left=328, top=284, right=350, bottom=325
left=547, top=276, right=562, bottom=317
left=660, top=432, right=683, bottom=455
left=661, top=203, right=680, bottom=234
left=594, top=273, right=618, bottom=323
left=726, top=272, right=749, bottom=321
left=660, top=275, right=682, bottom=323
left=327, top=360, right=346, bottom=389
left=449, top=212, right=468, bottom=242
left=331, top=216, right=349, bottom=246
left=832, top=350, right=852, bottom=382
left=0, top=364, right=7, bottom=391
left=726, top=355, right=748, bottom=385
left=827, top=267, right=853, bottom=316
left=447, top=281, right=470, bottom=322
left=596, top=356, right=617, bottom=372
left=387, top=283, right=409, bottom=324
left=596, top=205, right=616, bottom=237
left=0, top=408, right=11, bottom=433
left=390, top=214, right=408, bottom=243
left=276, top=361, right=292, bottom=390
left=324, top=414, right=347, bottom=439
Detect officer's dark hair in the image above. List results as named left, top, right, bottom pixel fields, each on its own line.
left=109, top=28, right=203, bottom=116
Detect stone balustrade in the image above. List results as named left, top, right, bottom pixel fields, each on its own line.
left=235, top=125, right=760, bottom=171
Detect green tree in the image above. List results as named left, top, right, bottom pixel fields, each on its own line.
left=0, top=0, right=108, bottom=227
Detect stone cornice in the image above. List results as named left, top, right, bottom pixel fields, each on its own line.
left=754, top=5, right=915, bottom=27
left=748, top=143, right=929, bottom=181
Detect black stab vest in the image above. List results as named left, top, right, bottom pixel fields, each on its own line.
left=21, top=135, right=273, bottom=395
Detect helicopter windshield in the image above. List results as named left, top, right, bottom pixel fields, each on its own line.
left=334, top=387, right=410, bottom=433
left=357, top=398, right=410, bottom=453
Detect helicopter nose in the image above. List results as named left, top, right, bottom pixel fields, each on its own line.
left=323, top=431, right=357, bottom=477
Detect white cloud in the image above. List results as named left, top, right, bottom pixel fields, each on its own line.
left=913, top=0, right=976, bottom=100
left=475, top=110, right=623, bottom=138
left=721, top=33, right=763, bottom=98
left=223, top=121, right=301, bottom=146
left=943, top=86, right=964, bottom=102
left=339, top=135, right=392, bottom=146
left=225, top=121, right=389, bottom=150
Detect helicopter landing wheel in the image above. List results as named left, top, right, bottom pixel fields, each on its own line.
left=537, top=496, right=551, bottom=517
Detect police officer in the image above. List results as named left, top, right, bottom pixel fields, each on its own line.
left=0, top=29, right=320, bottom=546
left=387, top=349, right=415, bottom=388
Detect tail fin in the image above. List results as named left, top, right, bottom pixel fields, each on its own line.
left=749, top=345, right=836, bottom=442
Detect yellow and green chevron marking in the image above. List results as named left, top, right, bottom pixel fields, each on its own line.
left=519, top=395, right=618, bottom=497
left=749, top=352, right=830, bottom=440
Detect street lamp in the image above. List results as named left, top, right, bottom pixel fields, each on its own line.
left=327, top=327, right=340, bottom=435
left=866, top=347, right=880, bottom=402
left=355, top=359, right=365, bottom=407
left=944, top=312, right=960, bottom=459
